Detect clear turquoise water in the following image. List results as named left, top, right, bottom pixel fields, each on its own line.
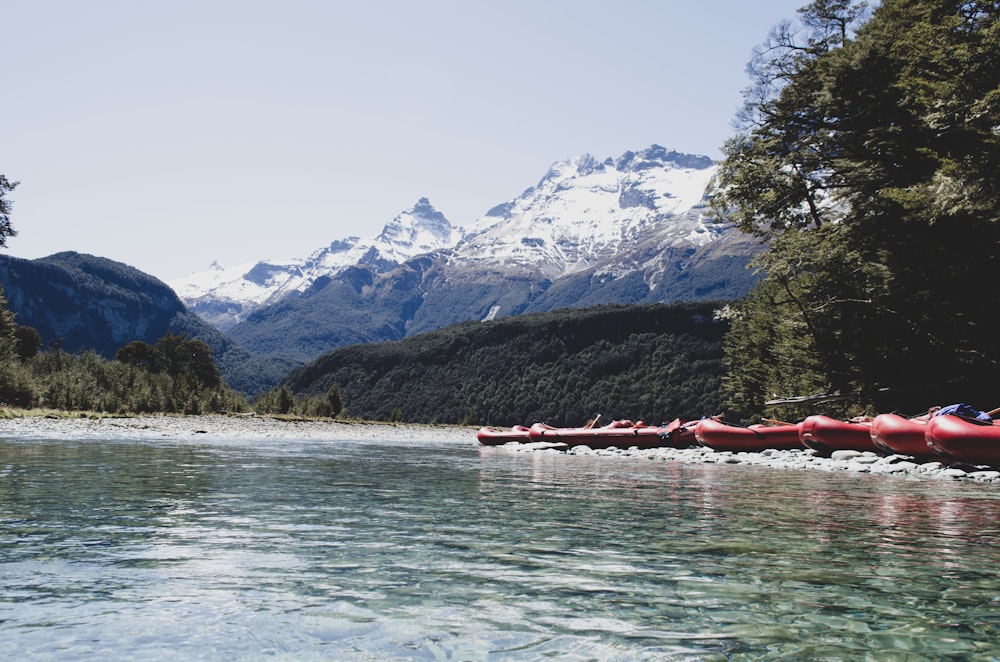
left=2, top=431, right=1000, bottom=660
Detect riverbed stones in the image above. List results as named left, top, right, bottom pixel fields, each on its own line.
left=508, top=440, right=1000, bottom=484
left=511, top=441, right=569, bottom=452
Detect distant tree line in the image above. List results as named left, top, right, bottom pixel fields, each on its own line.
left=1, top=296, right=730, bottom=425
left=253, top=383, right=344, bottom=418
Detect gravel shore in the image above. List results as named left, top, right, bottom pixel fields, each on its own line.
left=0, top=413, right=474, bottom=443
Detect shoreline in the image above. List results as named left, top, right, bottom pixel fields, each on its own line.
left=496, top=439, right=1000, bottom=484
left=2, top=412, right=998, bottom=484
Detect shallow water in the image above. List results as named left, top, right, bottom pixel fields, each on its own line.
left=2, top=431, right=1000, bottom=660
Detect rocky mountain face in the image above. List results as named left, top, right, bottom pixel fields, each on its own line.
left=454, top=147, right=723, bottom=281
left=0, top=252, right=190, bottom=357
left=176, top=145, right=764, bottom=364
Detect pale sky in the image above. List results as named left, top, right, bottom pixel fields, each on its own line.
left=5, top=0, right=808, bottom=283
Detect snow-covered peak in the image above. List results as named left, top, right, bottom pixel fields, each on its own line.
left=168, top=198, right=458, bottom=329
left=457, top=145, right=720, bottom=279
left=170, top=145, right=726, bottom=331
left=375, top=197, right=461, bottom=260
left=169, top=255, right=306, bottom=312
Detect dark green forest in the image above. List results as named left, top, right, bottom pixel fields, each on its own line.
left=282, top=302, right=730, bottom=426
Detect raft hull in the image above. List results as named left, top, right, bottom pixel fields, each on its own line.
left=477, top=425, right=531, bottom=446
left=799, top=415, right=878, bottom=455
left=925, top=415, right=1000, bottom=466
left=870, top=413, right=932, bottom=460
left=527, top=422, right=665, bottom=449
left=694, top=418, right=804, bottom=452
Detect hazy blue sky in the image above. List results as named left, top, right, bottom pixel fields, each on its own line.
left=5, top=0, right=808, bottom=282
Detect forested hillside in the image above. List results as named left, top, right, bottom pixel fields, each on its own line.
left=283, top=302, right=731, bottom=426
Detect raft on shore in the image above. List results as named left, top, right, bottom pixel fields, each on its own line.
left=479, top=404, right=1000, bottom=469
left=477, top=416, right=701, bottom=451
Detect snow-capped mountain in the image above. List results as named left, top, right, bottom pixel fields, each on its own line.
left=452, top=146, right=722, bottom=280
left=173, top=145, right=762, bottom=362
left=169, top=197, right=462, bottom=330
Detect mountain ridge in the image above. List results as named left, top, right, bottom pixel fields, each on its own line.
left=169, top=145, right=735, bottom=332
left=170, top=196, right=463, bottom=330
left=205, top=144, right=763, bottom=363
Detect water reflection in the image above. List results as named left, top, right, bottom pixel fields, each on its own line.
left=1, top=435, right=1000, bottom=659
left=477, top=448, right=1000, bottom=659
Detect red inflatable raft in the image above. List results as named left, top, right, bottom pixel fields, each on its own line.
left=694, top=418, right=803, bottom=452
left=799, top=415, right=878, bottom=455
left=869, top=413, right=933, bottom=460
left=476, top=425, right=531, bottom=446
left=925, top=415, right=1000, bottom=466
left=527, top=420, right=665, bottom=449
left=657, top=418, right=699, bottom=449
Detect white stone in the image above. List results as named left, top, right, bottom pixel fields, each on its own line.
left=870, top=463, right=905, bottom=473
left=516, top=441, right=568, bottom=452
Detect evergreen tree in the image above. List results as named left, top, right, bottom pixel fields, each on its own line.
left=13, top=326, right=41, bottom=361
left=0, top=174, right=18, bottom=248
left=154, top=334, right=222, bottom=388
left=276, top=385, right=294, bottom=415
left=325, top=384, right=344, bottom=418
left=712, top=0, right=1000, bottom=413
left=0, top=287, right=17, bottom=360
left=115, top=340, right=162, bottom=371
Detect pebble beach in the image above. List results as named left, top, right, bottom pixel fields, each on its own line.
left=2, top=412, right=999, bottom=484
left=0, top=413, right=471, bottom=444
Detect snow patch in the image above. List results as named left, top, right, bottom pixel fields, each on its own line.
left=481, top=305, right=501, bottom=322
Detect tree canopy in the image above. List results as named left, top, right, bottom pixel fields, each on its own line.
left=711, top=0, right=1000, bottom=419
left=0, top=174, right=18, bottom=364
left=0, top=175, right=18, bottom=248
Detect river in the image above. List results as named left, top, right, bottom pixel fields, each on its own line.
left=2, top=429, right=999, bottom=660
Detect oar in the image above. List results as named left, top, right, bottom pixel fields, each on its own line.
left=761, top=418, right=798, bottom=426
